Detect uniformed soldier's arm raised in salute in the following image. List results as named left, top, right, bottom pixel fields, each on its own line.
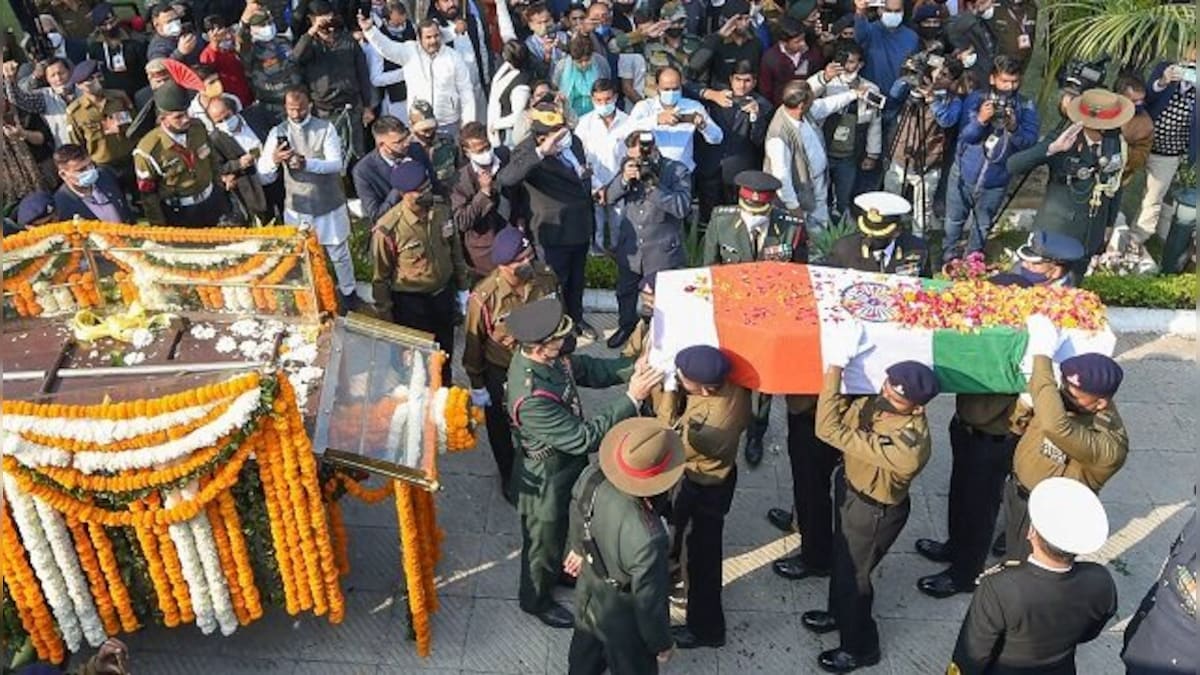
left=815, top=367, right=925, bottom=474
left=1027, top=355, right=1127, bottom=473
left=950, top=575, right=1008, bottom=673
left=627, top=518, right=675, bottom=656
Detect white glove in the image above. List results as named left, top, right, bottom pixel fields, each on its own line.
left=470, top=387, right=491, bottom=407
left=456, top=290, right=470, bottom=316
left=824, top=321, right=870, bottom=369
left=1024, top=314, right=1060, bottom=359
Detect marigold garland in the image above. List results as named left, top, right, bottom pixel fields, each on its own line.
left=333, top=472, right=394, bottom=504
left=128, top=508, right=181, bottom=627
left=326, top=499, right=350, bottom=577
left=304, top=234, right=339, bottom=313
left=266, top=402, right=318, bottom=614
left=65, top=517, right=121, bottom=636
left=254, top=424, right=303, bottom=615
left=205, top=500, right=251, bottom=626
left=85, top=522, right=140, bottom=632
left=1, top=505, right=65, bottom=663
left=1, top=371, right=259, bottom=421
left=217, top=491, right=264, bottom=621
left=395, top=481, right=432, bottom=657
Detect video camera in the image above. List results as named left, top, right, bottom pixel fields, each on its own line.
left=1057, top=54, right=1111, bottom=97
left=899, top=41, right=946, bottom=94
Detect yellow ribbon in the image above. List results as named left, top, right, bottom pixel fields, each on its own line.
left=70, top=301, right=175, bottom=343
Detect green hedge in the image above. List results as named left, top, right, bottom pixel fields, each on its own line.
left=1080, top=274, right=1198, bottom=310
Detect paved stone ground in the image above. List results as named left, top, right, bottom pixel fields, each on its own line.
left=109, top=317, right=1195, bottom=675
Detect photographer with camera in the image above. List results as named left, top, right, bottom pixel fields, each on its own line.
left=941, top=55, right=1038, bottom=263
left=884, top=52, right=962, bottom=236
left=603, top=130, right=691, bottom=349
left=809, top=39, right=883, bottom=223
left=695, top=59, right=772, bottom=224
left=1133, top=47, right=1197, bottom=246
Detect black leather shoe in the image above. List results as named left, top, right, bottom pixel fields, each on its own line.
left=991, top=533, right=1007, bottom=557
left=671, top=625, right=725, bottom=649
left=774, top=556, right=830, bottom=581
left=532, top=602, right=574, bottom=629
left=606, top=324, right=636, bottom=349
left=915, top=538, right=952, bottom=563
left=744, top=434, right=764, bottom=466
left=338, top=290, right=359, bottom=317
left=817, top=648, right=881, bottom=673
left=917, top=571, right=972, bottom=599
left=576, top=320, right=600, bottom=341
left=767, top=507, right=795, bottom=533
left=801, top=610, right=838, bottom=634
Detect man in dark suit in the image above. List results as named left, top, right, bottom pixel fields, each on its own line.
left=696, top=59, right=773, bottom=224
left=497, top=103, right=601, bottom=341
left=827, top=191, right=931, bottom=277
left=207, top=96, right=271, bottom=224
left=52, top=143, right=134, bottom=223
left=450, top=121, right=521, bottom=281
left=604, top=131, right=691, bottom=349
left=353, top=115, right=440, bottom=225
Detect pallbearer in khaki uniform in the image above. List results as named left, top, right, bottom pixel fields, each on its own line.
left=1002, top=316, right=1128, bottom=562
left=133, top=82, right=227, bottom=227
left=802, top=338, right=937, bottom=674
left=65, top=59, right=136, bottom=191
left=463, top=226, right=561, bottom=503
left=658, top=346, right=751, bottom=650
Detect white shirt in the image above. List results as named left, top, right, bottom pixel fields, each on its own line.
left=487, top=62, right=531, bottom=147
left=219, top=116, right=267, bottom=185
left=257, top=120, right=350, bottom=245
left=763, top=91, right=856, bottom=220
left=362, top=26, right=479, bottom=126
left=438, top=1, right=490, bottom=86
left=575, top=108, right=630, bottom=190
left=626, top=96, right=723, bottom=172
left=187, top=93, right=243, bottom=131
left=808, top=71, right=883, bottom=156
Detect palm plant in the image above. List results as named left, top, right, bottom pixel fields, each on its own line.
left=1041, top=0, right=1195, bottom=101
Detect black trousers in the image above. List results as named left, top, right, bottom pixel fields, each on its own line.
left=750, top=392, right=771, bottom=441
left=945, top=417, right=1018, bottom=585
left=390, top=285, right=455, bottom=383
left=828, top=467, right=909, bottom=656
left=483, top=362, right=516, bottom=492
left=542, top=243, right=589, bottom=324
left=615, top=263, right=643, bottom=331
left=568, top=625, right=658, bottom=675
left=1002, top=477, right=1034, bottom=562
left=787, top=411, right=839, bottom=569
left=165, top=188, right=230, bottom=228
left=673, top=469, right=737, bottom=642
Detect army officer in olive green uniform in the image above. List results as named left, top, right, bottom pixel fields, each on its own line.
left=133, top=81, right=228, bottom=227
left=564, top=418, right=683, bottom=675
left=803, top=341, right=937, bottom=674
left=506, top=298, right=664, bottom=628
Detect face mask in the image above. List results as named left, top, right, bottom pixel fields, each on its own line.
left=467, top=149, right=494, bottom=166
left=880, top=11, right=903, bottom=29
left=665, top=27, right=683, bottom=38
left=981, top=6, right=995, bottom=20
left=594, top=101, right=616, bottom=117
left=961, top=53, right=978, bottom=69
left=219, top=115, right=241, bottom=133
left=513, top=261, right=535, bottom=282
left=251, top=24, right=277, bottom=42
left=163, top=20, right=183, bottom=37
left=218, top=38, right=234, bottom=50
left=75, top=166, right=100, bottom=188
left=414, top=190, right=435, bottom=208
left=659, top=89, right=681, bottom=107
left=741, top=212, right=768, bottom=231
left=1016, top=263, right=1050, bottom=285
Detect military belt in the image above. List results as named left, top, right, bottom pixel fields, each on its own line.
left=523, top=446, right=555, bottom=462
left=1011, top=474, right=1031, bottom=500
left=846, top=479, right=894, bottom=510
left=170, top=184, right=213, bottom=208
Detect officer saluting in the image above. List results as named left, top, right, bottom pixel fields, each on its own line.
left=564, top=418, right=683, bottom=674
left=506, top=298, right=663, bottom=628
left=802, top=330, right=938, bottom=673
left=702, top=169, right=805, bottom=467
left=133, top=81, right=227, bottom=227
left=950, top=477, right=1117, bottom=674
left=1002, top=317, right=1129, bottom=562
left=462, top=226, right=561, bottom=503
left=827, top=192, right=931, bottom=276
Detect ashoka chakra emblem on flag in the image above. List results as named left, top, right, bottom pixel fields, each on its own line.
left=840, top=282, right=898, bottom=322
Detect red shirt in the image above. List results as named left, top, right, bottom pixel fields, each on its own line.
left=199, top=45, right=255, bottom=107
left=758, top=44, right=827, bottom=107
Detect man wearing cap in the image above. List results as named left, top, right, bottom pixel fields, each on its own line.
left=703, top=168, right=805, bottom=466
left=133, top=81, right=227, bottom=227
left=827, top=191, right=931, bottom=276
left=950, top=477, right=1117, bottom=673
left=1007, top=88, right=1134, bottom=278
left=372, top=159, right=468, bottom=382
left=658, top=345, right=751, bottom=650
left=65, top=59, right=136, bottom=190
left=688, top=0, right=762, bottom=92
left=605, top=130, right=691, bottom=350
left=803, top=333, right=936, bottom=673
left=85, top=2, right=150, bottom=95
left=563, top=418, right=682, bottom=672
left=14, top=192, right=60, bottom=231
left=237, top=2, right=300, bottom=122
left=409, top=100, right=460, bottom=188
left=498, top=103, right=602, bottom=342
left=1009, top=229, right=1086, bottom=286
left=463, top=226, right=561, bottom=503
left=610, top=1, right=699, bottom=102
left=1001, top=318, right=1128, bottom=561
left=506, top=298, right=663, bottom=628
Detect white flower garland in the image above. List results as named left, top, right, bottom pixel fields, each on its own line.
left=1, top=235, right=64, bottom=272
left=189, top=514, right=238, bottom=635
left=32, top=496, right=107, bottom=647
left=5, top=388, right=262, bottom=473
left=431, top=387, right=449, bottom=455
left=384, top=386, right=410, bottom=455
left=404, top=354, right=427, bottom=469
left=139, top=238, right=263, bottom=268
left=2, top=474, right=85, bottom=651
left=3, top=397, right=223, bottom=445
left=168, top=519, right=217, bottom=635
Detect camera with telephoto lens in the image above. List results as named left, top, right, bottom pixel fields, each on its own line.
left=900, top=41, right=946, bottom=93
left=1057, top=54, right=1110, bottom=96
left=633, top=132, right=659, bottom=187
left=988, top=92, right=1015, bottom=129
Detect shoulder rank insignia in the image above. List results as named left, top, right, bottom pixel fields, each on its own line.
left=976, top=559, right=1020, bottom=584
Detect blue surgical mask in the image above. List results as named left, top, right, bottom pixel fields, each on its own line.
left=1016, top=264, right=1050, bottom=285
left=219, top=115, right=241, bottom=133
left=594, top=101, right=616, bottom=117
left=595, top=25, right=610, bottom=37
left=880, top=11, right=903, bottom=29
left=659, top=89, right=681, bottom=107
left=75, top=166, right=100, bottom=188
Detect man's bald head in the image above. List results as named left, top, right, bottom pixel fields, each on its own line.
left=206, top=96, right=235, bottom=126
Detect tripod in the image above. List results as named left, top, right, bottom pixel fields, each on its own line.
left=879, top=90, right=930, bottom=236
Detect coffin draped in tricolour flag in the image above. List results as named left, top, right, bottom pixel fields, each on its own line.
left=648, top=262, right=1117, bottom=395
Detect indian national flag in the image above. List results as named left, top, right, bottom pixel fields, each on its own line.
left=648, top=262, right=1117, bottom=395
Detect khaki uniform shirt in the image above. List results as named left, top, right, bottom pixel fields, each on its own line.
left=370, top=202, right=467, bottom=313
left=657, top=382, right=752, bottom=485
left=132, top=124, right=217, bottom=225
left=462, top=263, right=560, bottom=388
left=67, top=91, right=136, bottom=166
left=1013, top=355, right=1128, bottom=493
left=815, top=369, right=931, bottom=505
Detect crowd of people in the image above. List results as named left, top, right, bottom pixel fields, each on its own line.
left=2, top=0, right=1196, bottom=673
